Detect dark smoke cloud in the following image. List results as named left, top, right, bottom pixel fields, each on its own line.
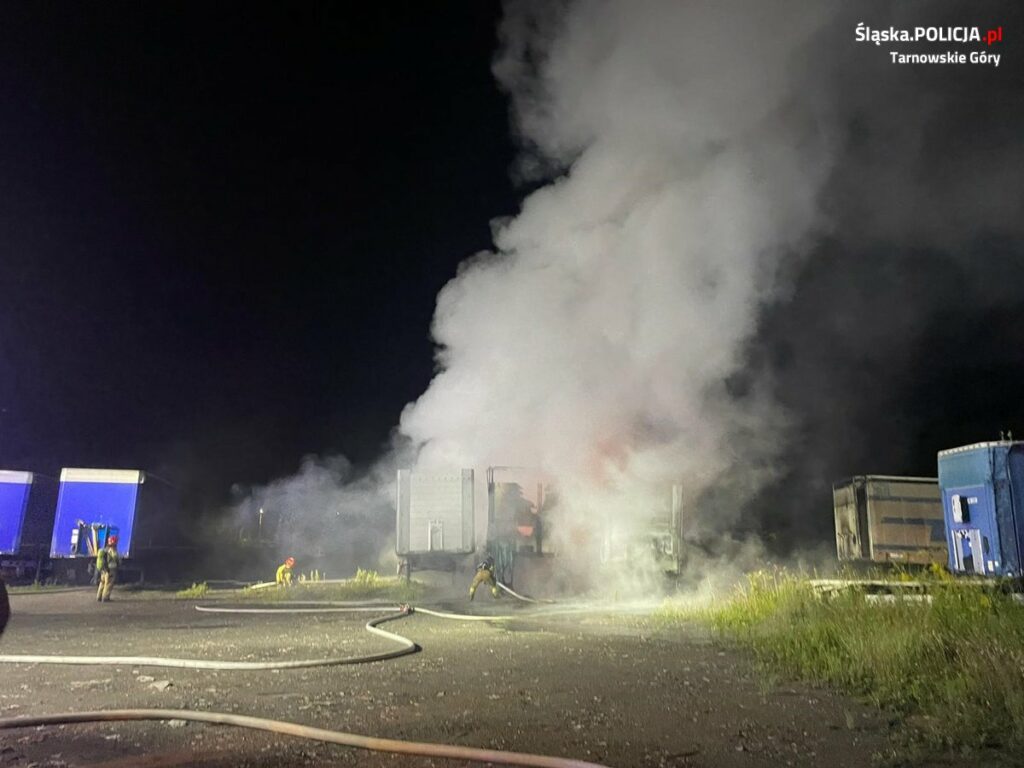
left=736, top=1, right=1024, bottom=546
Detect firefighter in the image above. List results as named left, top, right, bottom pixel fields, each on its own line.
left=95, top=535, right=120, bottom=602
left=469, top=554, right=500, bottom=600
left=276, top=556, right=296, bottom=587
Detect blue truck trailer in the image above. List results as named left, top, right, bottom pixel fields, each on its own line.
left=937, top=441, right=1024, bottom=578
left=49, top=468, right=181, bottom=582
left=0, top=471, right=58, bottom=581
left=0, top=471, right=34, bottom=555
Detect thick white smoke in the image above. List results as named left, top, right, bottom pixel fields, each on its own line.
left=235, top=1, right=1022, bottom=584
left=400, top=1, right=837, bottom=541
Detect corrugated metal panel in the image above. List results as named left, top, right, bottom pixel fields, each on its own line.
left=833, top=480, right=862, bottom=561
left=833, top=476, right=945, bottom=564
left=396, top=469, right=474, bottom=556
left=865, top=478, right=945, bottom=564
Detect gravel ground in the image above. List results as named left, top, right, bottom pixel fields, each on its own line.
left=0, top=590, right=898, bottom=767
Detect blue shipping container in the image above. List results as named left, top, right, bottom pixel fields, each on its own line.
left=50, top=469, right=144, bottom=559
left=937, top=441, right=1024, bottom=578
left=0, top=471, right=33, bottom=554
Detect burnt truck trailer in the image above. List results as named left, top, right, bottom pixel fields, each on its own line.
left=487, top=469, right=684, bottom=588
left=599, top=484, right=683, bottom=575
left=49, top=468, right=182, bottom=583
left=395, top=469, right=475, bottom=579
left=486, top=466, right=556, bottom=586
left=833, top=475, right=946, bottom=565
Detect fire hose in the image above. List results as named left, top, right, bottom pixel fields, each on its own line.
left=0, top=608, right=418, bottom=670
left=0, top=708, right=606, bottom=768
left=0, top=600, right=609, bottom=767
left=497, top=580, right=555, bottom=603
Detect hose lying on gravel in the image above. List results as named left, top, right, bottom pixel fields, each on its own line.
left=0, top=609, right=419, bottom=670
left=0, top=601, right=533, bottom=670
left=0, top=601, right=607, bottom=767
left=0, top=708, right=610, bottom=768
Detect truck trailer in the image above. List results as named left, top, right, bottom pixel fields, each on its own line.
left=1, top=471, right=39, bottom=555
left=395, top=468, right=475, bottom=579
left=0, top=471, right=58, bottom=582
left=938, top=440, right=1024, bottom=578
left=833, top=475, right=946, bottom=565
left=49, top=468, right=181, bottom=582
left=598, top=484, right=683, bottom=575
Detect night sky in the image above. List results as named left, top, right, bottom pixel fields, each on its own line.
left=0, top=2, right=518, bottom=507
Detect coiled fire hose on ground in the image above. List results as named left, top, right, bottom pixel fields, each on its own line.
left=0, top=598, right=610, bottom=767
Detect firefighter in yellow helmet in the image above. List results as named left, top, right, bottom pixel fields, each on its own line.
left=276, top=556, right=296, bottom=587
left=96, top=535, right=120, bottom=602
left=469, top=554, right=500, bottom=600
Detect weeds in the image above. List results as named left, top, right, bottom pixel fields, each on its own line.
left=241, top=570, right=426, bottom=603
left=684, top=571, right=1024, bottom=758
left=175, top=582, right=210, bottom=599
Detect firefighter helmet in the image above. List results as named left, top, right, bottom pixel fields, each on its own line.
left=107, top=535, right=119, bottom=547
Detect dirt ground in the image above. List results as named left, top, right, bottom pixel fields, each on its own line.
left=0, top=589, right=899, bottom=768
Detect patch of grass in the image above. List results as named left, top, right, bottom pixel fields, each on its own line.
left=175, top=582, right=210, bottom=599
left=241, top=570, right=427, bottom=604
left=652, top=599, right=703, bottom=625
left=687, top=570, right=1024, bottom=759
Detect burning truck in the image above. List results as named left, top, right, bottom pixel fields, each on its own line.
left=396, top=465, right=684, bottom=591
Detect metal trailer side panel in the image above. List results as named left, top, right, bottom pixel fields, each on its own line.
left=131, top=474, right=182, bottom=551
left=939, top=445, right=995, bottom=575
left=988, top=445, right=1024, bottom=577
left=863, top=477, right=945, bottom=565
left=832, top=480, right=863, bottom=561
left=13, top=474, right=58, bottom=556
left=50, top=469, right=142, bottom=558
left=395, top=469, right=473, bottom=556
left=939, top=442, right=1024, bottom=577
left=1006, top=446, right=1024, bottom=575
left=0, top=471, right=32, bottom=554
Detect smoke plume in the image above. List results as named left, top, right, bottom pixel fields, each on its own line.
left=236, top=1, right=1023, bottom=582
left=401, top=1, right=834, bottom=546
left=400, top=0, right=1023, bottom=556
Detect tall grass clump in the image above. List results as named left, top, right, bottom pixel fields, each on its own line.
left=242, top=570, right=426, bottom=603
left=706, top=570, right=1024, bottom=756
left=175, top=582, right=210, bottom=599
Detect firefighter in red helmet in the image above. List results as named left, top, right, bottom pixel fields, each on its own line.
left=276, top=556, right=296, bottom=587
left=96, top=534, right=120, bottom=602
